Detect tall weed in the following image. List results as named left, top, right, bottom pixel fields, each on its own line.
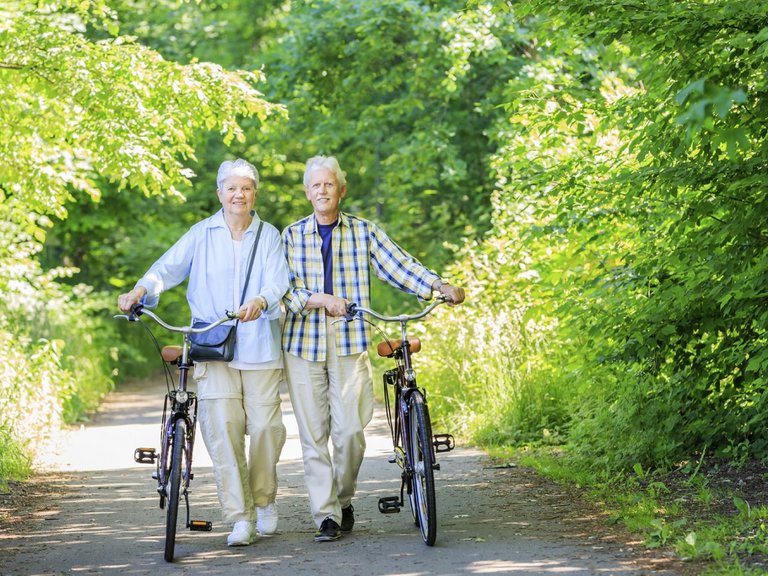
left=419, top=297, right=570, bottom=446
left=0, top=221, right=120, bottom=481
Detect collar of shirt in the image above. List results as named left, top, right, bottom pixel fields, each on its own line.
left=302, top=211, right=349, bottom=236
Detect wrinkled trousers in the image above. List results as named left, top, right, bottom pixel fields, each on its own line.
left=194, top=362, right=286, bottom=524
left=284, top=322, right=373, bottom=527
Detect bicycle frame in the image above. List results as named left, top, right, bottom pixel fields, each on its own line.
left=345, top=297, right=454, bottom=545
left=116, top=304, right=237, bottom=561
left=156, top=331, right=198, bottom=526
left=385, top=322, right=434, bottom=475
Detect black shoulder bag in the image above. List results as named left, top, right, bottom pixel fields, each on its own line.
left=189, top=222, right=264, bottom=362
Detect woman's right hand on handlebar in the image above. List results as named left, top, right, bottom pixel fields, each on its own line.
left=117, top=286, right=148, bottom=313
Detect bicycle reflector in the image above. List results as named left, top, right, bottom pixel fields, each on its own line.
left=134, top=447, right=157, bottom=464
left=189, top=520, right=212, bottom=532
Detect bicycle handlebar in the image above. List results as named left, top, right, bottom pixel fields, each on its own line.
left=113, top=303, right=240, bottom=334
left=345, top=295, right=446, bottom=323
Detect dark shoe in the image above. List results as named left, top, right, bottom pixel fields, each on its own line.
left=340, top=505, right=354, bottom=532
left=314, top=517, right=341, bottom=542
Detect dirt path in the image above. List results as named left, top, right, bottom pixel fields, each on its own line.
left=0, top=377, right=689, bottom=575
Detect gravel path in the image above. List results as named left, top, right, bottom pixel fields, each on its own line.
left=0, top=377, right=688, bottom=575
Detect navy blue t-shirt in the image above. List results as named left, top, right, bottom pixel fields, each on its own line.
left=317, top=220, right=336, bottom=295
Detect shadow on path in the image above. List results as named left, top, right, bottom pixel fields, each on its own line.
left=0, top=377, right=685, bottom=576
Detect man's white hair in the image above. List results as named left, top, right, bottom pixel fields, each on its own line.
left=303, top=155, right=346, bottom=188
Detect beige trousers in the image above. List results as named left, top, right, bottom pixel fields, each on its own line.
left=194, top=362, right=286, bottom=524
left=284, top=323, right=373, bottom=527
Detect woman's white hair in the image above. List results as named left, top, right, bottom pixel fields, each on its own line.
left=303, top=155, right=346, bottom=188
left=217, top=158, right=259, bottom=190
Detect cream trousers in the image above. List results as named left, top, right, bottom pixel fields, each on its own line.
left=284, top=322, right=374, bottom=528
left=194, top=362, right=286, bottom=524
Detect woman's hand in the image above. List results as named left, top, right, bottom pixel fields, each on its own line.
left=117, top=287, right=147, bottom=313
left=239, top=295, right=268, bottom=322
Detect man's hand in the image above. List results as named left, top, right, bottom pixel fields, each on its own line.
left=432, top=280, right=465, bottom=305
left=441, top=284, right=465, bottom=305
left=306, top=293, right=348, bottom=316
left=322, top=294, right=349, bottom=317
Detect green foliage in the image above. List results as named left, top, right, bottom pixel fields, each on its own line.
left=0, top=424, right=30, bottom=490
left=1, top=2, right=281, bottom=214
left=0, top=0, right=283, bottom=482
left=0, top=231, right=114, bottom=468
left=450, top=0, right=768, bottom=472
left=254, top=0, right=519, bottom=262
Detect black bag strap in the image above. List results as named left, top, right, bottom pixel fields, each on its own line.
left=239, top=221, right=264, bottom=308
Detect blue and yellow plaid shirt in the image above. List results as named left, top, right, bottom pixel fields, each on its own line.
left=282, top=212, right=439, bottom=361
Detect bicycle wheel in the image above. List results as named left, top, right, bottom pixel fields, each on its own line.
left=164, top=417, right=185, bottom=562
left=408, top=391, right=437, bottom=546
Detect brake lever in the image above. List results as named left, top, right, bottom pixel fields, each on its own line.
left=331, top=303, right=359, bottom=325
left=345, top=302, right=359, bottom=322
left=114, top=303, right=145, bottom=322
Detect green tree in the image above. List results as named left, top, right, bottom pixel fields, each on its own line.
left=47, top=1, right=526, bottom=311
left=443, top=0, right=768, bottom=470
left=257, top=0, right=521, bottom=264
left=0, top=0, right=283, bottom=483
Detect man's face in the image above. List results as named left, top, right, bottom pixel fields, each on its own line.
left=305, top=168, right=346, bottom=223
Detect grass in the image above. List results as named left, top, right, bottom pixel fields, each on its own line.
left=485, top=445, right=768, bottom=576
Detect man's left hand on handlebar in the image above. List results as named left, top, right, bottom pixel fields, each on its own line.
left=433, top=281, right=465, bottom=305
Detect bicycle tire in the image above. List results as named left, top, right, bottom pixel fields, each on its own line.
left=164, top=418, right=185, bottom=562
left=408, top=391, right=437, bottom=546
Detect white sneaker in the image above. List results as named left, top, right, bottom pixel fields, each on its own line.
left=256, top=503, right=278, bottom=535
left=227, top=520, right=256, bottom=546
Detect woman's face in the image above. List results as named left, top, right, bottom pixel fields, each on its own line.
left=217, top=175, right=257, bottom=220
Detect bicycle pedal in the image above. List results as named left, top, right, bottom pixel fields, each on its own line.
left=387, top=454, right=397, bottom=464
left=134, top=447, right=157, bottom=464
left=189, top=520, right=212, bottom=532
left=433, top=434, right=455, bottom=453
left=378, top=496, right=401, bottom=514
left=151, top=471, right=159, bottom=480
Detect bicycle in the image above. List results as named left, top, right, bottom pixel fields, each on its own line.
left=343, top=295, right=455, bottom=546
left=114, top=304, right=239, bottom=562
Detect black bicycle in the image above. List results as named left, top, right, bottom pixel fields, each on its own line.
left=344, top=296, right=455, bottom=546
left=114, top=304, right=238, bottom=562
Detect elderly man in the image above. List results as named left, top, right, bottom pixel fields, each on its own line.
left=281, top=155, right=465, bottom=542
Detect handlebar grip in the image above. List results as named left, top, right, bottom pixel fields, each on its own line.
left=129, top=303, right=144, bottom=320
left=345, top=302, right=358, bottom=321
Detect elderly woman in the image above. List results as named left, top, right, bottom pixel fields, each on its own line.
left=118, top=158, right=289, bottom=547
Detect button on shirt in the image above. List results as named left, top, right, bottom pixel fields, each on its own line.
left=282, top=212, right=439, bottom=362
left=136, top=210, right=290, bottom=366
